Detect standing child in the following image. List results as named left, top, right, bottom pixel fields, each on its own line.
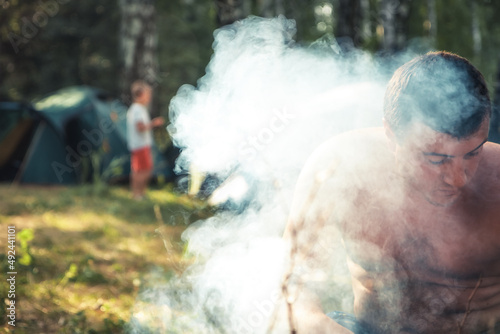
left=126, top=80, right=165, bottom=200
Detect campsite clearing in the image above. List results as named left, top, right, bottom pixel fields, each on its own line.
left=0, top=184, right=211, bottom=334
left=0, top=87, right=173, bottom=185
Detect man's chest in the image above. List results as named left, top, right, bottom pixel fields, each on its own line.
left=340, top=198, right=500, bottom=278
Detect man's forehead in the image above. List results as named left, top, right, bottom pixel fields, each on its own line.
left=401, top=123, right=448, bottom=145
left=400, top=122, right=487, bottom=151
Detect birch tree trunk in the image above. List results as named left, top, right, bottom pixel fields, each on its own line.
left=119, top=0, right=158, bottom=104
left=380, top=0, right=411, bottom=53
left=215, top=0, right=250, bottom=27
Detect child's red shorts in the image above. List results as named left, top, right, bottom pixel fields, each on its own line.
left=131, top=146, right=153, bottom=172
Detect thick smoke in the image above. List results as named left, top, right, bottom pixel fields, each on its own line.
left=168, top=16, right=386, bottom=182
left=130, top=16, right=403, bottom=333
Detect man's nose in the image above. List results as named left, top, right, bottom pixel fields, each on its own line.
left=442, top=160, right=468, bottom=188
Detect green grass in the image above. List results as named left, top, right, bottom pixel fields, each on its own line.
left=0, top=183, right=212, bottom=334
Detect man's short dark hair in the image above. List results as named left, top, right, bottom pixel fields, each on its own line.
left=384, top=51, right=491, bottom=140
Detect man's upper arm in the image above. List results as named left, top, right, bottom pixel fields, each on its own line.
left=281, top=134, right=356, bottom=334
left=284, top=136, right=343, bottom=238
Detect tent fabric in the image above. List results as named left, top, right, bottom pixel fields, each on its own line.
left=0, top=102, right=62, bottom=183
left=18, top=121, right=78, bottom=184
left=0, top=86, right=171, bottom=185
left=0, top=117, right=33, bottom=167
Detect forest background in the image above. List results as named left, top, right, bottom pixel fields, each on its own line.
left=2, top=0, right=500, bottom=136
left=3, top=1, right=500, bottom=333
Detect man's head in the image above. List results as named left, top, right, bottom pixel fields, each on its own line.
left=383, top=52, right=491, bottom=206
left=384, top=51, right=490, bottom=141
left=131, top=80, right=152, bottom=106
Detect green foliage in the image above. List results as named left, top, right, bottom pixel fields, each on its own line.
left=59, top=310, right=125, bottom=334
left=18, top=227, right=34, bottom=266
left=155, top=0, right=216, bottom=118
left=64, top=311, right=88, bottom=334
left=101, top=316, right=126, bottom=334
left=62, top=257, right=108, bottom=285
left=100, top=155, right=128, bottom=184
left=0, top=184, right=211, bottom=333
left=60, top=263, right=79, bottom=286
left=1, top=0, right=500, bottom=125
left=0, top=1, right=121, bottom=101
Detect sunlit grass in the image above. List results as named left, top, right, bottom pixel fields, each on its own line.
left=0, top=183, right=211, bottom=334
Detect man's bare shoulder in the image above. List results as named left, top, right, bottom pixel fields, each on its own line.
left=294, top=127, right=389, bottom=197
left=288, top=127, right=388, bottom=220
left=305, top=127, right=388, bottom=168
left=483, top=141, right=500, bottom=169
left=476, top=141, right=500, bottom=199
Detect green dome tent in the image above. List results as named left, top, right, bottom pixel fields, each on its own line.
left=0, top=101, right=73, bottom=183
left=0, top=86, right=171, bottom=184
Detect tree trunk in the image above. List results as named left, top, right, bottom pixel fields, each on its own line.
left=336, top=0, right=362, bottom=49
left=258, top=0, right=285, bottom=17
left=427, top=0, right=437, bottom=47
left=275, top=0, right=285, bottom=16
left=360, top=0, right=372, bottom=43
left=470, top=0, right=481, bottom=59
left=214, top=0, right=250, bottom=27
left=283, top=0, right=315, bottom=40
left=379, top=0, right=411, bottom=53
left=119, top=0, right=159, bottom=105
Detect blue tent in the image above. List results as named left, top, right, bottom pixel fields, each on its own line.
left=0, top=86, right=171, bottom=184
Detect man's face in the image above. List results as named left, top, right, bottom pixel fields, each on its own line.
left=393, top=120, right=489, bottom=207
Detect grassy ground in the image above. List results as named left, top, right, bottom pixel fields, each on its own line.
left=0, top=183, right=211, bottom=334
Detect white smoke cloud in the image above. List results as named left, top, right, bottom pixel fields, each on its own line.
left=132, top=15, right=398, bottom=333
left=168, top=16, right=386, bottom=180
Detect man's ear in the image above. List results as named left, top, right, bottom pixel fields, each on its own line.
left=383, top=118, right=397, bottom=152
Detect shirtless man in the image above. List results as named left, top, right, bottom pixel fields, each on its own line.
left=284, top=51, right=500, bottom=333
